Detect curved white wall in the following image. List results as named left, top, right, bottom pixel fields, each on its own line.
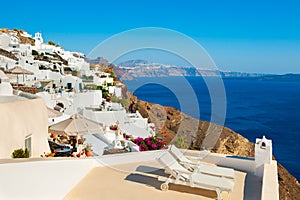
left=0, top=82, right=13, bottom=95
left=0, top=97, right=50, bottom=158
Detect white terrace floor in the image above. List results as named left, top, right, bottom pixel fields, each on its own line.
left=0, top=150, right=271, bottom=200
left=64, top=160, right=262, bottom=200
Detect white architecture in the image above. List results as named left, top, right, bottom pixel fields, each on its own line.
left=255, top=136, right=273, bottom=177
left=0, top=145, right=279, bottom=200
left=0, top=91, right=50, bottom=158
left=36, top=70, right=63, bottom=83
left=114, top=83, right=123, bottom=97
left=9, top=35, right=19, bottom=48
left=0, top=71, right=13, bottom=95
left=0, top=30, right=94, bottom=89
left=33, top=32, right=43, bottom=49
left=71, top=91, right=102, bottom=114
left=83, top=106, right=154, bottom=139
left=63, top=51, right=90, bottom=74
left=37, top=90, right=102, bottom=116
left=0, top=33, right=13, bottom=49
left=61, top=75, right=83, bottom=92
left=93, top=72, right=114, bottom=86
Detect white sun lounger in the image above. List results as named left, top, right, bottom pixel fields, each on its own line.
left=168, top=145, right=235, bottom=179
left=156, top=151, right=234, bottom=200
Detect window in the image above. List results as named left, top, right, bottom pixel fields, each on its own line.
left=25, top=135, right=32, bottom=157
left=67, top=83, right=72, bottom=89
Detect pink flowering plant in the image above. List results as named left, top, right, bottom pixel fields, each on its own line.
left=133, top=136, right=166, bottom=151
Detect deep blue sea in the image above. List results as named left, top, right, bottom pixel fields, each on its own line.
left=125, top=76, right=300, bottom=180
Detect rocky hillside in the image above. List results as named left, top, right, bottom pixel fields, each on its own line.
left=125, top=91, right=300, bottom=200
left=0, top=28, right=35, bottom=46
left=17, top=32, right=35, bottom=46
left=0, top=48, right=18, bottom=61
left=85, top=56, right=110, bottom=66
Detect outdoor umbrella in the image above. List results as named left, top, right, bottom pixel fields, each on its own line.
left=7, top=66, right=34, bottom=85
left=47, top=107, right=63, bottom=118
left=49, top=114, right=104, bottom=136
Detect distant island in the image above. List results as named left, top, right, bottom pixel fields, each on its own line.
left=115, top=59, right=266, bottom=79
left=112, top=59, right=300, bottom=81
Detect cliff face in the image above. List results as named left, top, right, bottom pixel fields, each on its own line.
left=126, top=95, right=300, bottom=200
left=115, top=65, right=266, bottom=79
left=128, top=98, right=254, bottom=156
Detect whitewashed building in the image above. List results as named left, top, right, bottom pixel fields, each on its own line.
left=0, top=71, right=13, bottom=95
left=93, top=72, right=114, bottom=86
left=61, top=75, right=83, bottom=93
left=0, top=91, right=50, bottom=158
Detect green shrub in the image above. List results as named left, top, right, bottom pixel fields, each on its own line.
left=174, top=136, right=188, bottom=149
left=96, top=85, right=102, bottom=90
left=39, top=65, right=47, bottom=70
left=102, top=91, right=109, bottom=99
left=12, top=148, right=30, bottom=158
left=111, top=96, right=128, bottom=106
left=84, top=84, right=97, bottom=90
left=48, top=40, right=55, bottom=46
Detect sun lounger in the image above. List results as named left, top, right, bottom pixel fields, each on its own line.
left=168, top=145, right=235, bottom=179
left=156, top=151, right=234, bottom=200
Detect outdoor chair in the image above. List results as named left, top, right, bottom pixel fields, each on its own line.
left=168, top=145, right=235, bottom=179
left=156, top=151, right=234, bottom=200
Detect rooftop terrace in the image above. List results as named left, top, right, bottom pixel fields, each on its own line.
left=0, top=95, right=27, bottom=103
left=0, top=149, right=278, bottom=200
left=64, top=160, right=260, bottom=200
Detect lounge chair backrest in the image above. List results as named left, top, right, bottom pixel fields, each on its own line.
left=157, top=151, right=190, bottom=179
left=169, top=145, right=191, bottom=163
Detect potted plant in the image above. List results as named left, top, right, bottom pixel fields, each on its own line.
left=11, top=148, right=30, bottom=158
left=50, top=133, right=58, bottom=139
left=78, top=137, right=85, bottom=144
left=109, top=125, right=118, bottom=130
left=85, top=144, right=93, bottom=157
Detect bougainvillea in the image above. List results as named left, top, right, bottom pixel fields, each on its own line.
left=133, top=136, right=166, bottom=151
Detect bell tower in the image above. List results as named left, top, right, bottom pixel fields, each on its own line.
left=34, top=32, right=43, bottom=48
left=255, top=136, right=272, bottom=176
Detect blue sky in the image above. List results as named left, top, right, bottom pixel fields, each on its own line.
left=1, top=0, right=300, bottom=73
